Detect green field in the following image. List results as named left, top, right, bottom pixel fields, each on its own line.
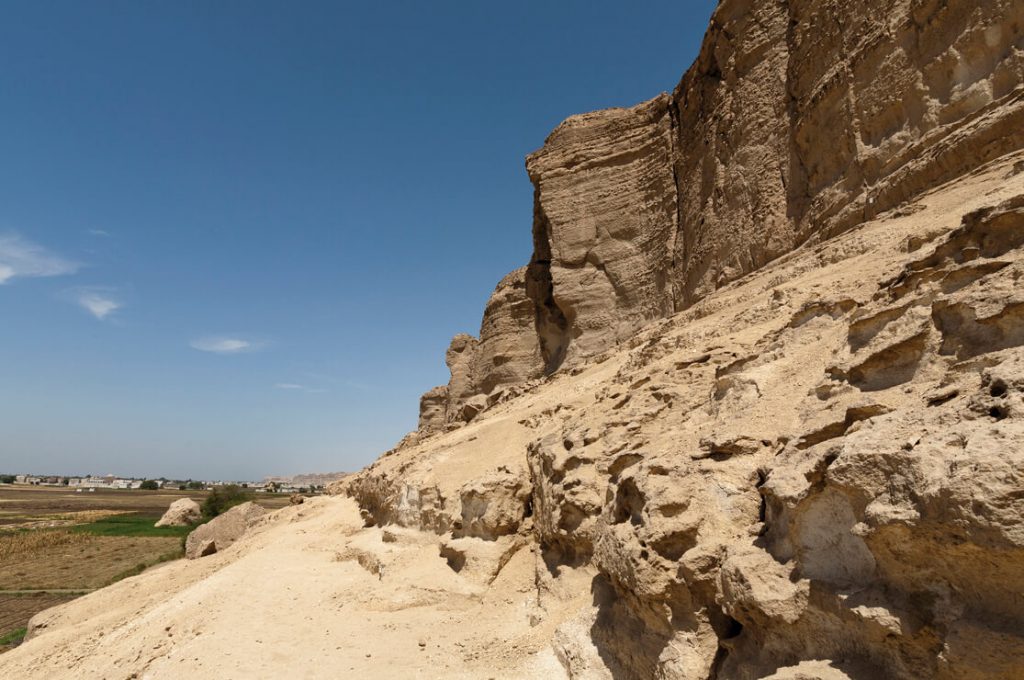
left=0, top=627, right=26, bottom=647
left=70, top=513, right=193, bottom=538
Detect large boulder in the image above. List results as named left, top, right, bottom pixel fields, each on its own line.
left=184, top=501, right=266, bottom=559
left=154, top=498, right=201, bottom=527
left=456, top=469, right=530, bottom=540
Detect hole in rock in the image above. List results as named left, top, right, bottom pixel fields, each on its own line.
left=651, top=531, right=697, bottom=561
left=990, top=380, right=1008, bottom=398
left=558, top=503, right=587, bottom=533
left=439, top=544, right=466, bottom=573
left=612, top=479, right=646, bottom=526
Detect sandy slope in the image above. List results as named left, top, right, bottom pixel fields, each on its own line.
left=0, top=496, right=573, bottom=679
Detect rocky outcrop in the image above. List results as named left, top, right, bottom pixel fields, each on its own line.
left=348, top=147, right=1024, bottom=677
left=417, top=385, right=448, bottom=433
left=526, top=95, right=679, bottom=365
left=369, top=1, right=1024, bottom=676
left=184, top=502, right=266, bottom=559
left=154, top=498, right=201, bottom=527
left=474, top=267, right=545, bottom=395
left=416, top=270, right=545, bottom=433
left=454, top=468, right=530, bottom=541
left=414, top=0, right=1024, bottom=434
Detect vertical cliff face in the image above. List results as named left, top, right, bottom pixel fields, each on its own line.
left=474, top=266, right=544, bottom=395
left=671, top=0, right=793, bottom=307
left=671, top=0, right=1024, bottom=308
left=525, top=95, right=679, bottom=365
left=784, top=0, right=1024, bottom=239
left=416, top=0, right=1024, bottom=434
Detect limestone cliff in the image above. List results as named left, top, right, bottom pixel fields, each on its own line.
left=352, top=0, right=1024, bottom=677
left=419, top=0, right=1024, bottom=431
left=349, top=157, right=1024, bottom=680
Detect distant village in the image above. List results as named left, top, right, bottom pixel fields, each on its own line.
left=0, top=472, right=345, bottom=495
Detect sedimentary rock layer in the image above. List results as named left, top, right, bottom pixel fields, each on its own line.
left=348, top=158, right=1024, bottom=679
left=419, top=0, right=1024, bottom=430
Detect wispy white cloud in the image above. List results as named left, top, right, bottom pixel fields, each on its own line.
left=0, top=233, right=79, bottom=284
left=190, top=336, right=263, bottom=354
left=87, top=229, right=110, bottom=237
left=275, top=382, right=327, bottom=393
left=58, top=286, right=124, bottom=321
left=76, top=289, right=122, bottom=320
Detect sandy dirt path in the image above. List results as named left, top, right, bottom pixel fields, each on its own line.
left=0, top=496, right=570, bottom=679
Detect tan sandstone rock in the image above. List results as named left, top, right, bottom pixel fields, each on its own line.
left=443, top=333, right=479, bottom=425
left=417, top=384, right=448, bottom=434
left=412, top=0, right=1024, bottom=430
left=525, top=94, right=678, bottom=367
left=154, top=498, right=201, bottom=527
left=184, top=502, right=267, bottom=559
left=348, top=160, right=1024, bottom=679
left=474, top=266, right=544, bottom=395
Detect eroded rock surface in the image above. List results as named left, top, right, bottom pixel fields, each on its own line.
left=347, top=157, right=1024, bottom=679
left=346, top=3, right=1024, bottom=673
left=415, top=0, right=1024, bottom=432
left=526, top=94, right=679, bottom=366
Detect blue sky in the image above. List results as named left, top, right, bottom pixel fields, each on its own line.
left=0, top=0, right=717, bottom=481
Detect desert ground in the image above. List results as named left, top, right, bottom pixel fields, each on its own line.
left=0, top=485, right=289, bottom=652
left=0, top=495, right=571, bottom=678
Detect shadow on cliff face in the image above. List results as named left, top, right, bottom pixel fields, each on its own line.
left=527, top=194, right=571, bottom=375
left=588, top=571, right=736, bottom=680
left=589, top=574, right=674, bottom=680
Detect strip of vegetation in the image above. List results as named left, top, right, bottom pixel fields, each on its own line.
left=105, top=549, right=184, bottom=586
left=70, top=514, right=191, bottom=538
left=0, top=627, right=27, bottom=646
left=200, top=484, right=252, bottom=520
